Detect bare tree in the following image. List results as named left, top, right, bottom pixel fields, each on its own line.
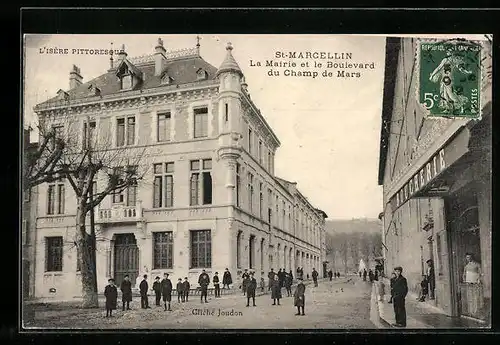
left=33, top=109, right=149, bottom=308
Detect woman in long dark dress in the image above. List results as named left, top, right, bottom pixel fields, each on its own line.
left=271, top=275, right=282, bottom=305
left=104, top=278, right=118, bottom=317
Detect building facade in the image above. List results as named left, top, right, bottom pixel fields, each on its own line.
left=378, top=37, right=491, bottom=324
left=22, top=129, right=39, bottom=300
left=31, top=38, right=328, bottom=300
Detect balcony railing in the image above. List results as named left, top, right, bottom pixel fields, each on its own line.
left=96, top=203, right=142, bottom=223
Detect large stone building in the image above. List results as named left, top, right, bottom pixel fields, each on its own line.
left=31, top=38, right=328, bottom=300
left=378, top=37, right=491, bottom=324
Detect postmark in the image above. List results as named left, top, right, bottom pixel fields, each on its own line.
left=416, top=39, right=482, bottom=119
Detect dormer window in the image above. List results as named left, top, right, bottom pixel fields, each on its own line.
left=196, top=68, right=208, bottom=80
left=88, top=84, right=101, bottom=96
left=121, top=74, right=132, bottom=90
left=161, top=73, right=174, bottom=85
left=56, top=89, right=69, bottom=101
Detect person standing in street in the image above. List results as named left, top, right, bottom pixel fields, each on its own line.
left=161, top=273, right=173, bottom=311
left=426, top=259, right=435, bottom=300
left=176, top=278, right=185, bottom=303
left=213, top=272, right=221, bottom=298
left=246, top=272, right=257, bottom=307
left=328, top=270, right=333, bottom=281
left=294, top=277, right=306, bottom=316
left=152, top=276, right=162, bottom=306
left=104, top=278, right=118, bottom=318
left=260, top=277, right=265, bottom=293
left=198, top=269, right=210, bottom=303
left=120, top=275, right=132, bottom=311
left=392, top=266, right=408, bottom=327
left=241, top=269, right=250, bottom=296
left=271, top=275, right=282, bottom=305
left=268, top=269, right=276, bottom=291
left=388, top=272, right=396, bottom=304
left=288, top=269, right=294, bottom=283
left=223, top=268, right=232, bottom=289
left=284, top=272, right=293, bottom=297
left=183, top=277, right=190, bottom=302
left=139, top=274, right=150, bottom=309
left=312, top=268, right=319, bottom=287
left=363, top=269, right=367, bottom=281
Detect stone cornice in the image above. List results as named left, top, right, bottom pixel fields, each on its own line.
left=35, top=81, right=219, bottom=115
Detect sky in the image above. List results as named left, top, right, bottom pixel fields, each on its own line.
left=23, top=34, right=488, bottom=220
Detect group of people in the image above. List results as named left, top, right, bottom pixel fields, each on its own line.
left=327, top=270, right=341, bottom=280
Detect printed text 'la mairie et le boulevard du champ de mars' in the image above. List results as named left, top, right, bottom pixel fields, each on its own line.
left=250, top=51, right=376, bottom=79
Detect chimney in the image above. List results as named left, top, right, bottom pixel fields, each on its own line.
left=118, top=44, right=128, bottom=61
left=154, top=37, right=167, bottom=76
left=69, top=65, right=83, bottom=89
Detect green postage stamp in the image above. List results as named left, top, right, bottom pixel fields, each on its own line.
left=417, top=39, right=482, bottom=118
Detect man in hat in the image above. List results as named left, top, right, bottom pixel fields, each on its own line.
left=268, top=268, right=276, bottom=291
left=152, top=276, right=162, bottom=306
left=176, top=278, right=185, bottom=303
left=161, top=273, right=173, bottom=311
left=104, top=278, right=118, bottom=317
left=139, top=274, right=150, bottom=309
left=198, top=269, right=210, bottom=303
left=246, top=272, right=257, bottom=307
left=213, top=272, right=221, bottom=298
left=426, top=259, right=435, bottom=300
left=120, top=275, right=132, bottom=311
left=392, top=266, right=408, bottom=327
left=294, top=276, right=306, bottom=316
left=183, top=277, right=190, bottom=302
left=312, top=268, right=319, bottom=287
left=241, top=269, right=250, bottom=296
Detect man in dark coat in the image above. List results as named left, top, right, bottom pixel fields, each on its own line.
left=284, top=272, right=293, bottom=297
left=161, top=273, right=173, bottom=311
left=426, top=259, right=435, bottom=300
left=152, top=276, right=162, bottom=306
left=368, top=269, right=374, bottom=282
left=241, top=269, right=250, bottom=296
left=268, top=269, right=276, bottom=291
left=198, top=269, right=210, bottom=303
left=139, top=274, right=150, bottom=309
left=271, top=275, right=282, bottom=305
left=363, top=269, right=367, bottom=281
left=294, top=277, right=306, bottom=316
left=278, top=269, right=284, bottom=288
left=246, top=272, right=257, bottom=307
left=328, top=270, right=333, bottom=281
left=288, top=270, right=294, bottom=283
left=120, top=275, right=132, bottom=311
left=104, top=278, right=118, bottom=317
left=312, top=268, right=319, bottom=287
left=177, top=278, right=185, bottom=302
left=183, top=277, right=190, bottom=302
left=392, top=266, right=408, bottom=327
left=213, top=272, right=221, bottom=298
left=222, top=268, right=232, bottom=289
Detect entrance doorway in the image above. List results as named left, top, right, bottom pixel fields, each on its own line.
left=447, top=192, right=485, bottom=321
left=114, top=234, right=139, bottom=287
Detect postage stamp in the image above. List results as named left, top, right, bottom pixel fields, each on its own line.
left=417, top=39, right=482, bottom=119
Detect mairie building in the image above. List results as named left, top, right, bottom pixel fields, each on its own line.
left=31, top=38, right=328, bottom=300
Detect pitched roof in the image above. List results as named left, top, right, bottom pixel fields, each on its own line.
left=216, top=43, right=243, bottom=78
left=37, top=55, right=218, bottom=107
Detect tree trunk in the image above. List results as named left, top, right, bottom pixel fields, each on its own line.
left=76, top=205, right=99, bottom=308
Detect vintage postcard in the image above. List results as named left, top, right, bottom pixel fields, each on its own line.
left=21, top=33, right=492, bottom=330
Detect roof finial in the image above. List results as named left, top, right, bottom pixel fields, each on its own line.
left=226, top=42, right=233, bottom=51
left=158, top=37, right=164, bottom=47
left=109, top=42, right=114, bottom=69
left=121, top=44, right=126, bottom=52
left=196, top=35, right=201, bottom=55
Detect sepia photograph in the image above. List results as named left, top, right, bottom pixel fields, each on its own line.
left=21, top=32, right=492, bottom=330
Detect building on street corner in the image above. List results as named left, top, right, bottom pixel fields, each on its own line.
left=30, top=37, right=328, bottom=301
left=377, top=37, right=491, bottom=325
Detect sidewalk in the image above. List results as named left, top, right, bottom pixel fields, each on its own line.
left=373, top=279, right=488, bottom=329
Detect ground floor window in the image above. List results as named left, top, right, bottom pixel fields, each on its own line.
left=191, top=230, right=211, bottom=268
left=46, top=237, right=63, bottom=272
left=153, top=231, right=173, bottom=269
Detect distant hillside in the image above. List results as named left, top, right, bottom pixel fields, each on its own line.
left=326, top=218, right=382, bottom=235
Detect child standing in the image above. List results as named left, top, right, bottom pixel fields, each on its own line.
left=104, top=278, right=118, bottom=317
left=177, top=278, right=185, bottom=302
left=153, top=276, right=162, bottom=306
left=260, top=277, right=265, bottom=293
left=183, top=277, right=190, bottom=302
left=418, top=275, right=429, bottom=302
